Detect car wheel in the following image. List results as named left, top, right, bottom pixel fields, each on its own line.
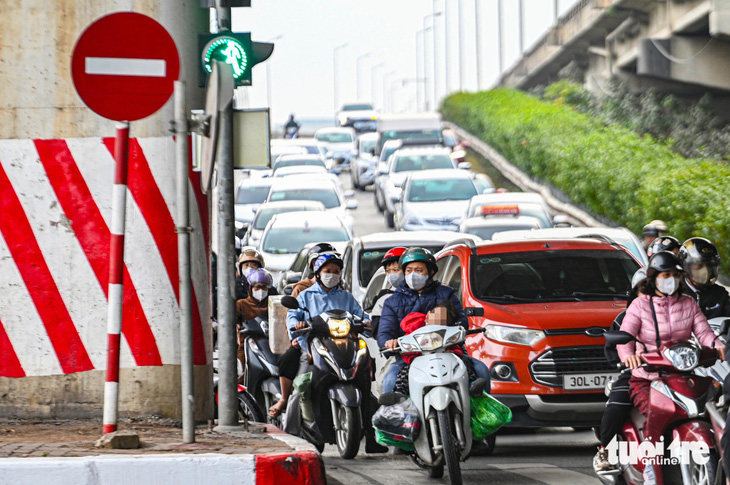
left=374, top=190, right=384, bottom=212
left=385, top=210, right=394, bottom=228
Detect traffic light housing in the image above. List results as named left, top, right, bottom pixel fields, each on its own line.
left=198, top=31, right=273, bottom=87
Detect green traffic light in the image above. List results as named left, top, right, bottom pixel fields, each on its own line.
left=203, top=37, right=249, bottom=80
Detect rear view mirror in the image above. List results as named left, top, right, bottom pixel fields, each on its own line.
left=281, top=296, right=299, bottom=310
left=235, top=226, right=248, bottom=240
left=603, top=331, right=637, bottom=347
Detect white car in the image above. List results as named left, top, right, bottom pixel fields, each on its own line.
left=394, top=169, right=494, bottom=232
left=337, top=102, right=379, bottom=132
left=271, top=137, right=327, bottom=157
left=315, top=127, right=358, bottom=169
left=350, top=132, right=379, bottom=190
left=272, top=154, right=329, bottom=174
left=239, top=200, right=326, bottom=248
left=265, top=177, right=357, bottom=235
left=272, top=165, right=329, bottom=178
left=258, top=212, right=352, bottom=275
left=464, top=192, right=567, bottom=228
left=459, top=215, right=543, bottom=240
left=234, top=177, right=274, bottom=229
left=492, top=227, right=649, bottom=266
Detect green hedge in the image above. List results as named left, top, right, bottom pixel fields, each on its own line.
left=442, top=89, right=730, bottom=273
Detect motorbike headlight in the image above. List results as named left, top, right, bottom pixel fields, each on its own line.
left=414, top=331, right=444, bottom=351
left=400, top=341, right=418, bottom=352
left=485, top=325, right=545, bottom=346
left=328, top=318, right=350, bottom=338
left=664, top=344, right=699, bottom=371
left=444, top=330, right=462, bottom=346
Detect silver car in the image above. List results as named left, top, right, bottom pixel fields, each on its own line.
left=341, top=230, right=482, bottom=305
left=394, top=169, right=495, bottom=232
left=463, top=192, right=567, bottom=228
left=315, top=127, right=358, bottom=169
left=234, top=177, right=274, bottom=234
left=350, top=132, right=379, bottom=190
left=240, top=200, right=326, bottom=248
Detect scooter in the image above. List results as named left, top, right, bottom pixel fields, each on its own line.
left=281, top=295, right=373, bottom=459
left=599, top=331, right=720, bottom=485
left=240, top=316, right=284, bottom=428
left=383, top=324, right=487, bottom=485
left=212, top=348, right=266, bottom=424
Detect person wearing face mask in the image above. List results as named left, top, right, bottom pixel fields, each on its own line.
left=235, top=247, right=266, bottom=301
left=369, top=247, right=407, bottom=338
left=291, top=243, right=337, bottom=297
left=679, top=237, right=730, bottom=320
left=646, top=235, right=680, bottom=258
left=235, top=268, right=276, bottom=377
left=377, top=247, right=490, bottom=395
left=617, top=251, right=723, bottom=484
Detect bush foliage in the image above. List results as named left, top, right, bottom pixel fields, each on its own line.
left=441, top=89, right=730, bottom=273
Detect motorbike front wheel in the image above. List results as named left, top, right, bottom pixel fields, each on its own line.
left=438, top=408, right=463, bottom=485
left=238, top=391, right=266, bottom=423
left=677, top=449, right=717, bottom=485
left=336, top=404, right=361, bottom=459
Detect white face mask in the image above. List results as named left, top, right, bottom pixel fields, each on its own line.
left=252, top=289, right=267, bottom=301
left=242, top=267, right=254, bottom=278
left=319, top=273, right=340, bottom=289
left=387, top=272, right=405, bottom=288
left=656, top=276, right=680, bottom=296
left=406, top=272, right=428, bottom=291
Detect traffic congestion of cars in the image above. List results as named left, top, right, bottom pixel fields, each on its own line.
left=230, top=106, right=657, bottom=475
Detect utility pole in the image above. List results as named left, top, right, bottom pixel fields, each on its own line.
left=384, top=70, right=396, bottom=112
left=371, top=62, right=385, bottom=110
left=266, top=34, right=284, bottom=109
left=432, top=0, right=440, bottom=106
left=356, top=52, right=372, bottom=101
left=518, top=0, right=525, bottom=54
left=497, top=0, right=504, bottom=75
left=416, top=30, right=424, bottom=111
left=458, top=0, right=465, bottom=91
left=333, top=43, right=349, bottom=119
left=475, top=0, right=483, bottom=90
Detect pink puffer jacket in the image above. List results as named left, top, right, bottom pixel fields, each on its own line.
left=617, top=294, right=719, bottom=380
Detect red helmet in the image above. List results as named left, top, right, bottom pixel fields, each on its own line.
left=381, top=247, right=408, bottom=268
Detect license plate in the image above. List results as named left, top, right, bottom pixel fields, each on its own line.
left=563, top=372, right=619, bottom=391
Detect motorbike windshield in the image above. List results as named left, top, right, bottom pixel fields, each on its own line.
left=471, top=249, right=639, bottom=304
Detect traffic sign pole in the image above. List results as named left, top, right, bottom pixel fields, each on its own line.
left=103, top=122, right=130, bottom=435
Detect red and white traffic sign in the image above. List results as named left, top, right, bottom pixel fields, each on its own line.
left=71, top=12, right=180, bottom=122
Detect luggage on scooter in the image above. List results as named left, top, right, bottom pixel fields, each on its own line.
left=293, top=372, right=314, bottom=422
left=372, top=398, right=421, bottom=450
left=267, top=296, right=291, bottom=354
left=470, top=392, right=512, bottom=439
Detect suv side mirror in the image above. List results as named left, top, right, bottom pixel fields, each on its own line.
left=235, top=225, right=248, bottom=240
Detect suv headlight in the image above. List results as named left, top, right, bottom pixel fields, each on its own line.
left=414, top=331, right=444, bottom=351
left=664, top=344, right=699, bottom=371
left=328, top=318, right=350, bottom=338
left=485, top=325, right=545, bottom=346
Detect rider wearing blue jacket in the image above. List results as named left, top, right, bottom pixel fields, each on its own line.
left=377, top=247, right=490, bottom=395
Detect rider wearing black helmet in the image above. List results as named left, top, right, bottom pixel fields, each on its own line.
left=679, top=237, right=730, bottom=320
left=646, top=236, right=681, bottom=258
left=291, top=242, right=337, bottom=297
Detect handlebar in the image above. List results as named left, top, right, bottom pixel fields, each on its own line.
left=290, top=325, right=311, bottom=337
left=466, top=327, right=487, bottom=336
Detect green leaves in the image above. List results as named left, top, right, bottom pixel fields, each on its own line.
left=442, top=89, right=730, bottom=273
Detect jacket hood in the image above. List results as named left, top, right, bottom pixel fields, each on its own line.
left=401, top=312, right=427, bottom=333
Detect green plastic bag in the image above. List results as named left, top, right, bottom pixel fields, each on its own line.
left=293, top=372, right=312, bottom=401
left=470, top=392, right=512, bottom=440
left=374, top=428, right=415, bottom=452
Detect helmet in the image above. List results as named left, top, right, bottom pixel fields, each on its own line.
left=650, top=220, right=668, bottom=233
left=306, top=243, right=337, bottom=269
left=381, top=247, right=408, bottom=268
left=238, top=247, right=265, bottom=273
left=399, top=247, right=438, bottom=274
left=631, top=267, right=647, bottom=289
left=642, top=224, right=659, bottom=238
left=247, top=268, right=273, bottom=287
left=313, top=252, right=343, bottom=275
left=648, top=251, right=683, bottom=273
left=647, top=236, right=681, bottom=258
left=679, top=237, right=720, bottom=286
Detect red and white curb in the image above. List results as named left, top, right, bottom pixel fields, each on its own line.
left=0, top=427, right=324, bottom=485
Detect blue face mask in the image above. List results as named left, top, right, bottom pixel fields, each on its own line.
left=387, top=272, right=405, bottom=288
left=406, top=272, right=428, bottom=291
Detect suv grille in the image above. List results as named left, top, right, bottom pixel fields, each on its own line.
left=425, top=217, right=458, bottom=226
left=530, top=346, right=614, bottom=387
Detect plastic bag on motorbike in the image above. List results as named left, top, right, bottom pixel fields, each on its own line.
left=293, top=372, right=312, bottom=401
left=470, top=392, right=512, bottom=439
left=372, top=398, right=421, bottom=451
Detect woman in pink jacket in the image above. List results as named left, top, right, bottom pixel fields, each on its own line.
left=618, top=251, right=723, bottom=482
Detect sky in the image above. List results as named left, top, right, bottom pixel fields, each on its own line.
left=231, top=1, right=580, bottom=125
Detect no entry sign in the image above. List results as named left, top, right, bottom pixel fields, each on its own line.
left=71, top=12, right=180, bottom=122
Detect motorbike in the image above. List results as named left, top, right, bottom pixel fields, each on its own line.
left=383, top=324, right=487, bottom=485
left=598, top=330, right=721, bottom=485
left=280, top=295, right=373, bottom=459
left=240, top=316, right=285, bottom=428
left=212, top=348, right=266, bottom=424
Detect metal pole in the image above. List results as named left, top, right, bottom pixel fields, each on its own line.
left=518, top=0, right=525, bottom=54
left=371, top=62, right=384, bottom=110
left=102, top=121, right=129, bottom=435
left=266, top=35, right=283, bottom=110
left=384, top=70, right=396, bottom=112
left=497, top=0, right=504, bottom=75
left=458, top=0, right=465, bottom=91
left=423, top=15, right=431, bottom=110
left=416, top=31, right=423, bottom=111
left=554, top=0, right=559, bottom=22
left=174, top=82, right=195, bottom=443
left=475, top=0, right=483, bottom=90
left=214, top=1, right=238, bottom=429
left=443, top=2, right=449, bottom=96
left=356, top=52, right=371, bottom=101
left=432, top=2, right=440, bottom=108
left=333, top=43, right=348, bottom=121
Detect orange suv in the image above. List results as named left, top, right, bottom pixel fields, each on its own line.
left=436, top=238, right=641, bottom=429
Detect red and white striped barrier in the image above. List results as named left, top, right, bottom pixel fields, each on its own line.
left=0, top=136, right=210, bottom=379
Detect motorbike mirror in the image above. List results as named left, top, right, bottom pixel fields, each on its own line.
left=603, top=330, right=637, bottom=347
left=281, top=295, right=300, bottom=310
left=235, top=226, right=248, bottom=240
left=719, top=318, right=730, bottom=337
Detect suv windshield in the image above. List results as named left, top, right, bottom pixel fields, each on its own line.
left=358, top=244, right=444, bottom=287
left=342, top=104, right=372, bottom=111
left=263, top=227, right=349, bottom=254
left=393, top=155, right=453, bottom=173
left=236, top=185, right=270, bottom=204
left=470, top=249, right=639, bottom=304
left=407, top=179, right=477, bottom=202
left=316, top=132, right=353, bottom=143
left=269, top=188, right=341, bottom=209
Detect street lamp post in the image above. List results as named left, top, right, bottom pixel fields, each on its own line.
left=383, top=70, right=396, bottom=112
left=458, top=0, right=465, bottom=91
left=266, top=34, right=283, bottom=110
left=371, top=62, right=385, bottom=110
left=356, top=52, right=372, bottom=101
left=416, top=30, right=423, bottom=111
left=423, top=12, right=442, bottom=111
left=474, top=0, right=482, bottom=90
left=497, top=0, right=504, bottom=75
left=333, top=43, right=349, bottom=119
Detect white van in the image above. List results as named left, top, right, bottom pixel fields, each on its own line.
left=375, top=112, right=443, bottom=153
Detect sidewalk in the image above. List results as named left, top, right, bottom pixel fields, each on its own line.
left=0, top=417, right=325, bottom=485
